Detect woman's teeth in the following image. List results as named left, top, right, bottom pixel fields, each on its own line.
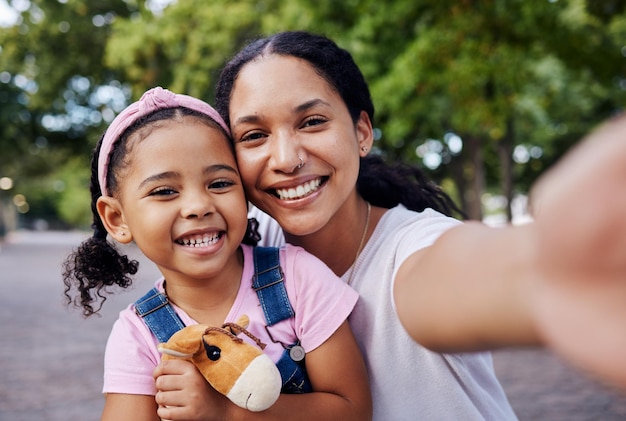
left=275, top=178, right=321, bottom=200
left=177, top=233, right=220, bottom=247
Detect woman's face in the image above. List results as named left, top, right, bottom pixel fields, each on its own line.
left=228, top=55, right=373, bottom=236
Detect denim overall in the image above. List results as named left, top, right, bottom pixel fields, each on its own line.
left=134, top=246, right=312, bottom=394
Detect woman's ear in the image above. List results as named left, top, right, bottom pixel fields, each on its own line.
left=96, top=196, right=133, bottom=244
left=356, top=110, right=374, bottom=157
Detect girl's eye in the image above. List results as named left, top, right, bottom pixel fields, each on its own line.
left=209, top=179, right=236, bottom=190
left=149, top=187, right=177, bottom=196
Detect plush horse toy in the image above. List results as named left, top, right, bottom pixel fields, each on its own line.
left=157, top=317, right=282, bottom=412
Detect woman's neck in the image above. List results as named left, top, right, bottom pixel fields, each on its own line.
left=285, top=200, right=382, bottom=277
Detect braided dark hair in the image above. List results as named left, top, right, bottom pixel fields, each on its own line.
left=358, top=155, right=463, bottom=217
left=63, top=107, right=260, bottom=317
left=215, top=31, right=462, bottom=217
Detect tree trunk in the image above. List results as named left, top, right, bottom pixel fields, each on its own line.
left=464, top=135, right=485, bottom=221
left=498, top=118, right=515, bottom=222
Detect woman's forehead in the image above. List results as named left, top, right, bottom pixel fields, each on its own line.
left=231, top=56, right=339, bottom=115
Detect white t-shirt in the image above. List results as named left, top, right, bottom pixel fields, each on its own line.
left=253, top=205, right=517, bottom=420
left=103, top=243, right=358, bottom=395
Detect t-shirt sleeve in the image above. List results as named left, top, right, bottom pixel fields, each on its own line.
left=393, top=208, right=462, bottom=273
left=282, top=245, right=359, bottom=353
left=390, top=209, right=462, bottom=311
left=102, top=305, right=161, bottom=395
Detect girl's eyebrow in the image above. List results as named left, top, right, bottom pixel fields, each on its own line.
left=233, top=99, right=332, bottom=127
left=138, top=164, right=239, bottom=189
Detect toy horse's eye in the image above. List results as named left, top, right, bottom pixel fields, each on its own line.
left=203, top=341, right=221, bottom=361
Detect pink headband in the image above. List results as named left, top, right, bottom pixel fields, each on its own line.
left=97, top=87, right=230, bottom=196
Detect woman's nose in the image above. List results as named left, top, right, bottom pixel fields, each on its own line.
left=269, top=130, right=303, bottom=173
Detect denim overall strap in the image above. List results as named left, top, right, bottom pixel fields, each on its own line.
left=252, top=247, right=295, bottom=326
left=252, top=247, right=312, bottom=394
left=134, top=287, right=185, bottom=343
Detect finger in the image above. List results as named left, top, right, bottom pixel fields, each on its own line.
left=153, top=358, right=197, bottom=382
left=155, top=389, right=193, bottom=408
left=156, top=400, right=196, bottom=421
left=155, top=375, right=184, bottom=393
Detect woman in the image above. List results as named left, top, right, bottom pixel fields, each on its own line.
left=154, top=31, right=626, bottom=420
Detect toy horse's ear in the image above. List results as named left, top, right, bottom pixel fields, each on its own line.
left=158, top=346, right=195, bottom=358
left=157, top=324, right=207, bottom=358
left=235, top=314, right=250, bottom=329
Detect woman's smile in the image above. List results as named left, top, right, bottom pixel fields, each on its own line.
left=273, top=177, right=325, bottom=200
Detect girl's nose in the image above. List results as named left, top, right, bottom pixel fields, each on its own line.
left=181, top=192, right=215, bottom=219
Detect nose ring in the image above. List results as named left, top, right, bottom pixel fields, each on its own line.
left=296, top=155, right=304, bottom=169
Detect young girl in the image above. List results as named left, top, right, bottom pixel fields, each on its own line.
left=62, top=87, right=371, bottom=421
left=154, top=30, right=626, bottom=421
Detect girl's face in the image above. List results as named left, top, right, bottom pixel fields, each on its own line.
left=105, top=119, right=248, bottom=284
left=229, top=55, right=373, bottom=236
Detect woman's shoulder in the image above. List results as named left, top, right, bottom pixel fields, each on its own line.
left=368, top=205, right=461, bottom=257
left=380, top=205, right=461, bottom=234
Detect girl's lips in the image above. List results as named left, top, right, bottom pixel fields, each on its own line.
left=272, top=177, right=326, bottom=200
left=175, top=231, right=223, bottom=247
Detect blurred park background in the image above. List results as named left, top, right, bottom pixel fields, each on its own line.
left=0, top=0, right=625, bottom=235
left=1, top=2, right=626, bottom=419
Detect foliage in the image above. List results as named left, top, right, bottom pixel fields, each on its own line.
left=0, top=0, right=624, bottom=227
left=0, top=0, right=134, bottom=228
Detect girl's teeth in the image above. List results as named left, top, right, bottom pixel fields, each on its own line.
left=179, top=233, right=220, bottom=247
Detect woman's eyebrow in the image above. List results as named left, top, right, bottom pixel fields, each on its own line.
left=233, top=99, right=332, bottom=127
left=294, top=98, right=331, bottom=113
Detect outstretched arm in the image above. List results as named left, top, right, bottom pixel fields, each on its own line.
left=154, top=321, right=372, bottom=420
left=394, top=114, right=626, bottom=389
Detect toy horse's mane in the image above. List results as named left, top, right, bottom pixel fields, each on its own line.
left=217, top=323, right=267, bottom=350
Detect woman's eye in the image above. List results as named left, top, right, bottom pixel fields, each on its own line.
left=239, top=131, right=266, bottom=143
left=302, top=116, right=327, bottom=128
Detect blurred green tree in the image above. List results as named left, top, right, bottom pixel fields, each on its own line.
left=0, top=0, right=623, bottom=228
left=0, top=0, right=139, bottom=228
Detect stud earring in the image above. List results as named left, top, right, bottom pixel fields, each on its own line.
left=361, top=146, right=368, bottom=153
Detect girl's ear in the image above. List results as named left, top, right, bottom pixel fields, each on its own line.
left=96, top=196, right=133, bottom=244
left=356, top=110, right=374, bottom=157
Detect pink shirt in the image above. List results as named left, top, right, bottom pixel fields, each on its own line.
left=103, top=244, right=358, bottom=395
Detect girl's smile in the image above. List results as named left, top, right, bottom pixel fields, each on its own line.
left=174, top=230, right=223, bottom=248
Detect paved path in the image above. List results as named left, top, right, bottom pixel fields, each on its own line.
left=1, top=231, right=625, bottom=420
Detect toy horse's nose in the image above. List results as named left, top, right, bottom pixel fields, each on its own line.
left=226, top=354, right=282, bottom=412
